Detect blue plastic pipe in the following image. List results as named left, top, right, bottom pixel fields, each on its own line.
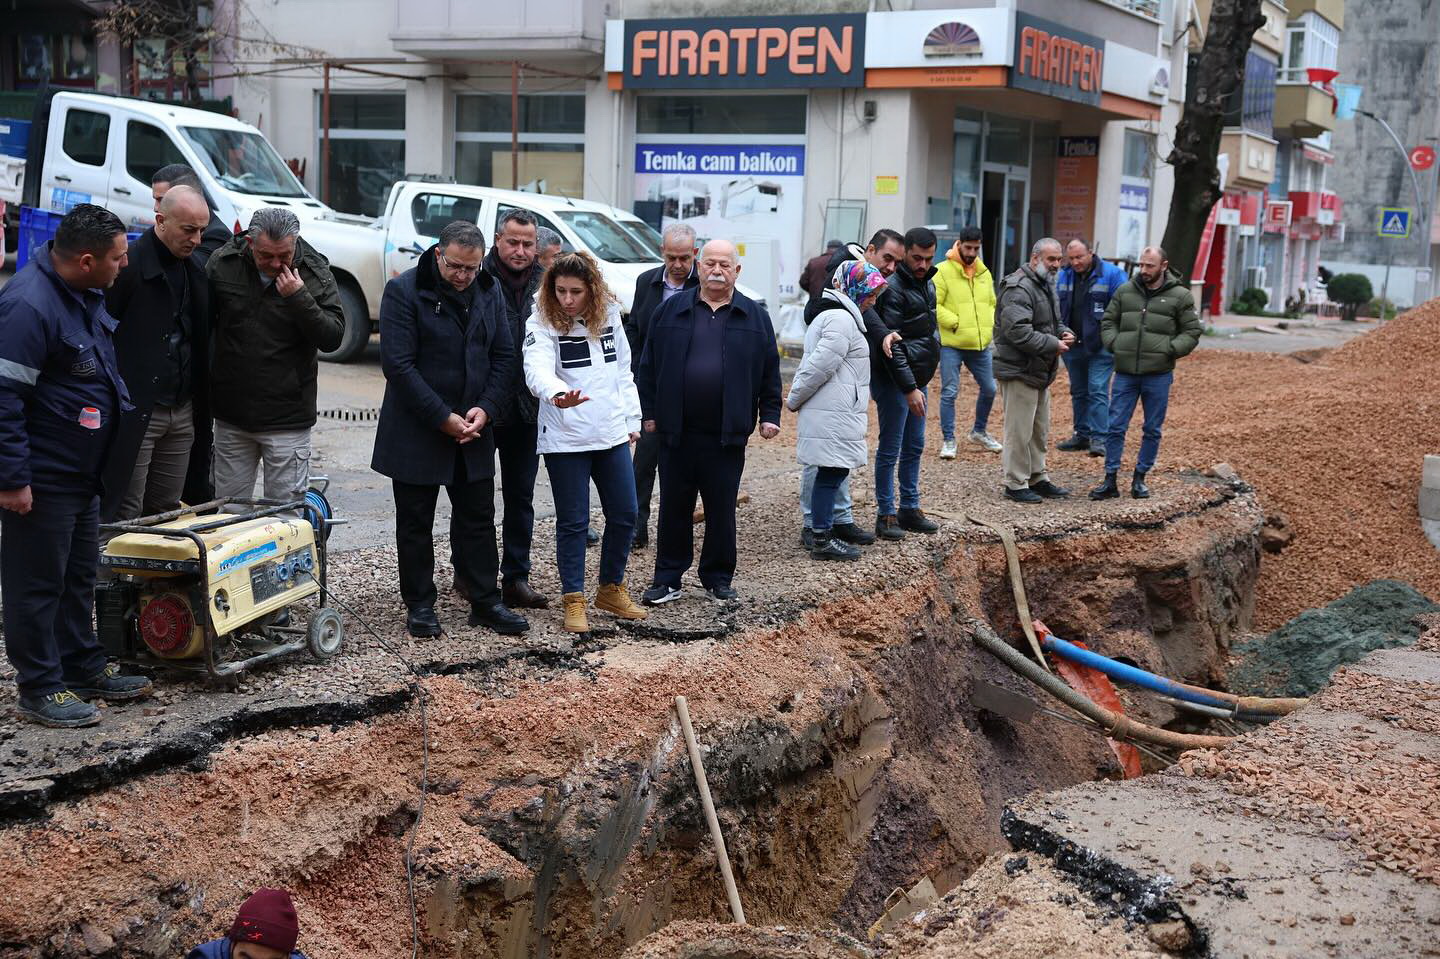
left=1040, top=634, right=1236, bottom=712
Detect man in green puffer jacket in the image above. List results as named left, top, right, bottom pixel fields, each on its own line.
left=1090, top=246, right=1202, bottom=501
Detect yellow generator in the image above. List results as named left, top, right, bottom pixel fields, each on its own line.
left=98, top=498, right=344, bottom=679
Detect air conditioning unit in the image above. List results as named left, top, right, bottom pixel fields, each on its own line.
left=1245, top=266, right=1267, bottom=290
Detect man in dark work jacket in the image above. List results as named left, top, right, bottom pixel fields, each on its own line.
left=636, top=239, right=782, bottom=605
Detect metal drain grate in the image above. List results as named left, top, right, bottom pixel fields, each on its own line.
left=318, top=406, right=381, bottom=422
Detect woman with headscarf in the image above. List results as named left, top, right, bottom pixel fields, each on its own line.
left=786, top=260, right=888, bottom=561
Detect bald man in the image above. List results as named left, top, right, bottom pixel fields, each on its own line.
left=102, top=185, right=215, bottom=520
left=636, top=239, right=782, bottom=603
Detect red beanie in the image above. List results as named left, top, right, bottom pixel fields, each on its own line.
left=229, top=888, right=299, bottom=953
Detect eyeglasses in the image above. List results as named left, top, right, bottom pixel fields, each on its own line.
left=438, top=252, right=481, bottom=275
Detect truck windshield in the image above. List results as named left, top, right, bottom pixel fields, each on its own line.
left=556, top=210, right=656, bottom=264
left=617, top=218, right=663, bottom=258
left=180, top=126, right=308, bottom=198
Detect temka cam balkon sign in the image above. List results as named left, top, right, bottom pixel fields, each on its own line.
left=624, top=14, right=866, bottom=89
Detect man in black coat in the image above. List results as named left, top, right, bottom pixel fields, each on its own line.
left=636, top=239, right=782, bottom=605
left=101, top=185, right=212, bottom=522
left=624, top=223, right=698, bottom=548
left=872, top=226, right=942, bottom=540
left=150, top=163, right=234, bottom=264
left=371, top=221, right=528, bottom=638
left=482, top=208, right=548, bottom=610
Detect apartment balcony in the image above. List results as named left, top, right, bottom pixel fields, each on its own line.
left=1288, top=0, right=1346, bottom=29
left=1221, top=129, right=1278, bottom=190
left=391, top=0, right=605, bottom=60
left=1274, top=82, right=1336, bottom=138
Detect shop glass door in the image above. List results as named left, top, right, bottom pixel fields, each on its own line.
left=981, top=167, right=1029, bottom=278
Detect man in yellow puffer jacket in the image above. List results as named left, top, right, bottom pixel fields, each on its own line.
left=933, top=226, right=1001, bottom=457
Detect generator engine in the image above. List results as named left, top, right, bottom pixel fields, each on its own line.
left=98, top=509, right=325, bottom=666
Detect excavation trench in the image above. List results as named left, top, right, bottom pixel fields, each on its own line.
left=0, top=477, right=1261, bottom=958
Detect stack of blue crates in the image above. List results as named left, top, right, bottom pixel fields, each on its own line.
left=17, top=206, right=141, bottom=270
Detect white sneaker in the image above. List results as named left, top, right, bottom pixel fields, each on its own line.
left=969, top=430, right=1003, bottom=452
left=939, top=440, right=958, bottom=460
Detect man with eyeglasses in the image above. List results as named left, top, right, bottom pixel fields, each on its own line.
left=371, top=221, right=528, bottom=638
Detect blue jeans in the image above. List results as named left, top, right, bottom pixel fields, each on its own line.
left=800, top=464, right=854, bottom=527
left=939, top=346, right=997, bottom=440
left=871, top=377, right=925, bottom=515
left=544, top=442, right=637, bottom=594
left=808, top=466, right=849, bottom=533
left=1062, top=348, right=1116, bottom=439
left=1104, top=371, right=1173, bottom=475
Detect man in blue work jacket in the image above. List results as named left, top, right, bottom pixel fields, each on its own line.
left=0, top=204, right=153, bottom=728
left=1054, top=238, right=1129, bottom=457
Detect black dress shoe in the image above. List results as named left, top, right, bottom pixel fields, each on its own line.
left=1003, top=486, right=1044, bottom=504
left=898, top=508, right=939, bottom=533
left=502, top=579, right=550, bottom=609
left=1030, top=480, right=1071, bottom=499
left=1056, top=433, right=1089, bottom=452
left=832, top=521, right=876, bottom=546
left=468, top=602, right=529, bottom=635
left=406, top=606, right=442, bottom=638
left=1089, top=473, right=1120, bottom=500
left=1131, top=471, right=1151, bottom=499
left=632, top=527, right=649, bottom=549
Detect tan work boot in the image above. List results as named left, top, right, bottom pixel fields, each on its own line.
left=562, top=592, right=590, bottom=633
left=594, top=582, right=648, bottom=620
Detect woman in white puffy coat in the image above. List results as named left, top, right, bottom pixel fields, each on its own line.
left=523, top=252, right=647, bottom=632
left=786, top=260, right=888, bottom=561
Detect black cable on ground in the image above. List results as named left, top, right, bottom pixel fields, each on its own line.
left=312, top=584, right=429, bottom=959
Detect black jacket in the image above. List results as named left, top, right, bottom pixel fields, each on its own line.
left=205, top=234, right=345, bottom=432
left=371, top=246, right=515, bottom=486
left=877, top=265, right=941, bottom=391
left=101, top=228, right=212, bottom=519
left=993, top=265, right=1072, bottom=389
left=484, top=248, right=542, bottom=426
left=197, top=211, right=232, bottom=265
left=637, top=288, right=782, bottom=448
left=624, top=264, right=698, bottom=373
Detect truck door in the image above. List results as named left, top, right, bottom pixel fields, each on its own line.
left=385, top=187, right=488, bottom=279
left=43, top=100, right=113, bottom=212
left=111, top=115, right=189, bottom=229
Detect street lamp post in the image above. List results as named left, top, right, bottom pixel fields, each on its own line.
left=1357, top=109, right=1428, bottom=306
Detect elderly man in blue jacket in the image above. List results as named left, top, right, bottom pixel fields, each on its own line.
left=1054, top=238, right=1128, bottom=457
left=636, top=239, right=782, bottom=605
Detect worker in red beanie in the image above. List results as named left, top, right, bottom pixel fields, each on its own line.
left=186, top=888, right=310, bottom=959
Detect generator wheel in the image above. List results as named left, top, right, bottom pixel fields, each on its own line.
left=307, top=608, right=345, bottom=661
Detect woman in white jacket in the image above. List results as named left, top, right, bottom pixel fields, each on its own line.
left=524, top=252, right=647, bottom=632
left=785, top=260, right=888, bottom=561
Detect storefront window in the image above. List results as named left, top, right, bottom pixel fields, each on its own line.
left=455, top=92, right=585, bottom=195
left=316, top=92, right=406, bottom=217
left=985, top=116, right=1030, bottom=168
left=952, top=109, right=983, bottom=228
left=636, top=95, right=807, bottom=136
left=1123, top=130, right=1155, bottom=180
left=1117, top=129, right=1156, bottom=262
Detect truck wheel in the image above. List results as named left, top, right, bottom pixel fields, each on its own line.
left=320, top=282, right=371, bottom=363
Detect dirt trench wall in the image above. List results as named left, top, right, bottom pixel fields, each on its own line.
left=419, top=502, right=1262, bottom=957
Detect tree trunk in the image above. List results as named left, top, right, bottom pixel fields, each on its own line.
left=1160, top=0, right=1266, bottom=284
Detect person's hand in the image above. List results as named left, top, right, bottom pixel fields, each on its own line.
left=759, top=422, right=780, bottom=440
left=464, top=406, right=489, bottom=435
left=442, top=413, right=471, bottom=443
left=882, top=332, right=901, bottom=359
left=1060, top=331, right=1076, bottom=346
left=643, top=419, right=657, bottom=433
left=906, top=390, right=926, bottom=418
left=0, top=486, right=32, bottom=515
left=275, top=264, right=305, bottom=298
left=552, top=389, right=590, bottom=409
left=1057, top=338, right=1071, bottom=354
left=629, top=431, right=641, bottom=444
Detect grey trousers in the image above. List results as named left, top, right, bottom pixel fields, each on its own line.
left=212, top=420, right=312, bottom=505
left=117, top=400, right=195, bottom=520
left=999, top=378, right=1051, bottom=491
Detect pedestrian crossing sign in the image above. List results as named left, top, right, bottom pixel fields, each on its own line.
left=1378, top=208, right=1412, bottom=238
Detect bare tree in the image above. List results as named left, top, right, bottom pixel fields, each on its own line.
left=1161, top=0, right=1266, bottom=283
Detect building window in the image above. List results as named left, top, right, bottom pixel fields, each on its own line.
left=1123, top=130, right=1156, bottom=180
left=1225, top=53, right=1277, bottom=133
left=455, top=92, right=585, bottom=196
left=635, top=95, right=807, bottom=136
left=317, top=92, right=406, bottom=217
left=1280, top=14, right=1339, bottom=84
left=15, top=33, right=96, bottom=87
